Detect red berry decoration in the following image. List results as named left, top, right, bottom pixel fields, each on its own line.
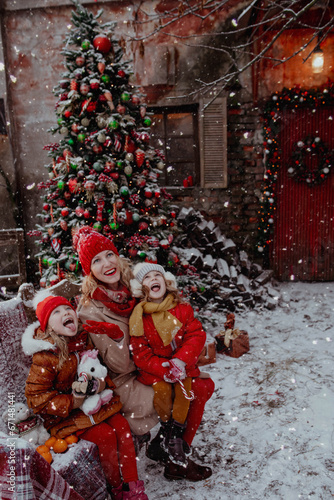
left=93, top=35, right=112, bottom=54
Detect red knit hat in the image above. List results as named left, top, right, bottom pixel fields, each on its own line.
left=36, top=295, right=74, bottom=332
left=73, top=226, right=119, bottom=275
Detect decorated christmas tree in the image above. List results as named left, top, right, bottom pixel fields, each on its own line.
left=31, top=1, right=178, bottom=287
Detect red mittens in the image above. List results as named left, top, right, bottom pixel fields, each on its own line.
left=85, top=320, right=124, bottom=340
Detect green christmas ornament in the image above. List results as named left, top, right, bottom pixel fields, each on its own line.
left=110, top=221, right=119, bottom=231
left=121, top=92, right=130, bottom=102
left=116, top=160, right=124, bottom=169
left=70, top=162, right=77, bottom=171
left=48, top=257, right=56, bottom=266
left=101, top=75, right=110, bottom=84
left=57, top=180, right=65, bottom=190
left=42, top=256, right=49, bottom=266
left=143, top=117, right=152, bottom=127
left=108, top=119, right=119, bottom=130
left=81, top=39, right=90, bottom=50
left=138, top=250, right=146, bottom=259
left=57, top=118, right=64, bottom=126
left=68, top=138, right=75, bottom=146
left=93, top=162, right=103, bottom=172
left=93, top=221, right=102, bottom=231
left=119, top=185, right=129, bottom=197
left=77, top=133, right=86, bottom=143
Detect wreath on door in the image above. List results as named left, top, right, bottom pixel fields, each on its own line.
left=288, top=136, right=333, bottom=186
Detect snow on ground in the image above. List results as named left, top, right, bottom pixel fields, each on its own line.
left=138, top=282, right=334, bottom=500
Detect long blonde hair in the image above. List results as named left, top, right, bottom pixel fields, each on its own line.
left=43, top=327, right=69, bottom=369
left=80, top=255, right=134, bottom=305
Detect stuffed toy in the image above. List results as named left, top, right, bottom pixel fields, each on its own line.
left=2, top=401, right=50, bottom=447
left=72, top=349, right=114, bottom=416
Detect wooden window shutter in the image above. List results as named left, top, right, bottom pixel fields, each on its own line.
left=199, top=97, right=227, bottom=188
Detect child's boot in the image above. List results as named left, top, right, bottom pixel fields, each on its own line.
left=146, top=420, right=170, bottom=463
left=122, top=480, right=148, bottom=500
left=167, top=419, right=187, bottom=466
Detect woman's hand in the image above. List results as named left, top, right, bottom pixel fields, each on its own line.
left=85, top=320, right=124, bottom=340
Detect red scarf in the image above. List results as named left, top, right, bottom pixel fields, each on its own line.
left=66, top=328, right=89, bottom=353
left=92, top=286, right=137, bottom=318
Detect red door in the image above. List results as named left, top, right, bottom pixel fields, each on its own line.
left=272, top=106, right=334, bottom=281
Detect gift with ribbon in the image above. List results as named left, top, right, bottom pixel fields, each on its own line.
left=215, top=313, right=249, bottom=358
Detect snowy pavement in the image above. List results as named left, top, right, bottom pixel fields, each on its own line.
left=139, top=282, right=334, bottom=499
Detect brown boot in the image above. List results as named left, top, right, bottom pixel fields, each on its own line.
left=164, top=457, right=212, bottom=482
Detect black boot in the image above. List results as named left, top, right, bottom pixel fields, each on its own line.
left=167, top=420, right=187, bottom=466
left=146, top=421, right=170, bottom=463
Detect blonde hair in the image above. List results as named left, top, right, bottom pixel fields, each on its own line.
left=43, top=326, right=69, bottom=369
left=142, top=277, right=183, bottom=304
left=80, top=255, right=134, bottom=305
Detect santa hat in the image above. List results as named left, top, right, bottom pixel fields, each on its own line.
left=130, top=262, right=176, bottom=298
left=34, top=290, right=74, bottom=332
left=72, top=226, right=119, bottom=275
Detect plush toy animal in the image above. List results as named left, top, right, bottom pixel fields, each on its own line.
left=2, top=401, right=50, bottom=447
left=73, top=349, right=113, bottom=416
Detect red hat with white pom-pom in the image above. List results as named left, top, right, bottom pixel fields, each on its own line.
left=72, top=226, right=119, bottom=275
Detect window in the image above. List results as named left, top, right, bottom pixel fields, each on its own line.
left=149, top=105, right=199, bottom=187
left=149, top=97, right=227, bottom=189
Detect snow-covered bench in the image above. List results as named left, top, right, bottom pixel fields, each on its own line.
left=0, top=281, right=110, bottom=500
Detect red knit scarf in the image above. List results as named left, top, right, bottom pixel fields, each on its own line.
left=66, top=328, right=89, bottom=353
left=92, top=286, right=137, bottom=318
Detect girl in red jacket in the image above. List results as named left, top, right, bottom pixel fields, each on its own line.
left=129, top=263, right=207, bottom=468
left=22, top=291, right=148, bottom=500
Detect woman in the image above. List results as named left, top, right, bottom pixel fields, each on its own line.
left=74, top=226, right=214, bottom=481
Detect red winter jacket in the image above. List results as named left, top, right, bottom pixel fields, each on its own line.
left=130, top=302, right=206, bottom=386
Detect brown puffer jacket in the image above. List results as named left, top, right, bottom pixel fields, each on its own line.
left=22, top=322, right=122, bottom=439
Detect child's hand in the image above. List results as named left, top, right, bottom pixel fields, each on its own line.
left=85, top=320, right=124, bottom=340
left=72, top=380, right=89, bottom=394
left=162, top=358, right=186, bottom=383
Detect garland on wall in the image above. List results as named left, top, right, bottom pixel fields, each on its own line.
left=256, top=82, right=334, bottom=256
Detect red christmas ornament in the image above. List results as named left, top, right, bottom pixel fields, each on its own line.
left=105, top=160, right=116, bottom=172
left=61, top=207, right=69, bottom=217
left=75, top=205, right=85, bottom=217
left=128, top=247, right=138, bottom=258
left=144, top=189, right=153, bottom=198
left=83, top=209, right=90, bottom=219
left=57, top=199, right=66, bottom=208
left=124, top=211, right=133, bottom=226
left=68, top=178, right=79, bottom=193
left=90, top=79, right=99, bottom=90
left=64, top=191, right=71, bottom=200
left=92, top=144, right=103, bottom=154
left=43, top=203, right=50, bottom=211
left=64, top=110, right=72, bottom=119
left=117, top=70, right=126, bottom=78
left=76, top=56, right=85, bottom=67
left=138, top=221, right=148, bottom=231
left=135, top=149, right=145, bottom=167
left=93, top=35, right=112, bottom=54
left=131, top=95, right=140, bottom=106
left=116, top=104, right=126, bottom=115
left=110, top=172, right=119, bottom=180
left=97, top=62, right=105, bottom=74
left=60, top=219, right=68, bottom=231
left=71, top=123, right=80, bottom=133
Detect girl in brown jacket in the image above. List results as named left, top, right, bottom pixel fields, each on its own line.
left=22, top=292, right=148, bottom=500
